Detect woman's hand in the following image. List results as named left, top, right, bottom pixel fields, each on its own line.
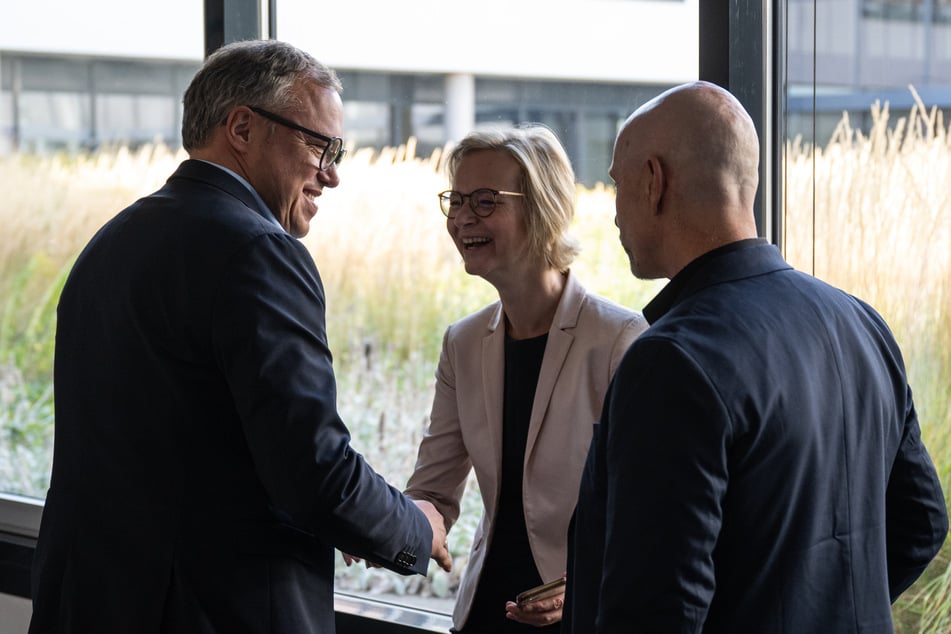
left=504, top=587, right=565, bottom=627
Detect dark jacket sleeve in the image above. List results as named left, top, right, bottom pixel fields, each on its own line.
left=597, top=338, right=726, bottom=631
left=211, top=231, right=431, bottom=575
left=885, top=388, right=948, bottom=600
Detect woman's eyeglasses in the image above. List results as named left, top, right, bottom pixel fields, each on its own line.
left=438, top=188, right=525, bottom=218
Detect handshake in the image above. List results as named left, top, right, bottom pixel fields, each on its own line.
left=414, top=499, right=453, bottom=572
left=342, top=499, right=452, bottom=573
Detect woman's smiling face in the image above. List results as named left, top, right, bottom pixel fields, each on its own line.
left=446, top=149, right=531, bottom=286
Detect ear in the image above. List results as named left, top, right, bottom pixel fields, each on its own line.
left=645, top=156, right=665, bottom=216
left=224, top=106, right=254, bottom=152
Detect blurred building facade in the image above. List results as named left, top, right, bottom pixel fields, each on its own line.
left=0, top=1, right=697, bottom=185
left=2, top=1, right=951, bottom=184
left=787, top=0, right=951, bottom=142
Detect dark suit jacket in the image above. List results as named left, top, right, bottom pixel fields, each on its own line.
left=29, top=160, right=431, bottom=633
left=565, top=240, right=948, bottom=633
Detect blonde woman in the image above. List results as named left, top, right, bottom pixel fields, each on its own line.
left=405, top=124, right=647, bottom=633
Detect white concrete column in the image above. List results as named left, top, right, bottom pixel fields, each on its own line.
left=444, top=73, right=475, bottom=145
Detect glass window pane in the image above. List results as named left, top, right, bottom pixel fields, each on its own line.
left=783, top=4, right=951, bottom=627
left=2, top=0, right=698, bottom=621
left=278, top=0, right=698, bottom=612
left=1, top=1, right=203, bottom=505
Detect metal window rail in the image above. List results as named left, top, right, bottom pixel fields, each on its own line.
left=0, top=494, right=453, bottom=631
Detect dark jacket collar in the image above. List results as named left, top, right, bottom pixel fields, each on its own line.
left=167, top=159, right=282, bottom=229
left=643, top=238, right=790, bottom=324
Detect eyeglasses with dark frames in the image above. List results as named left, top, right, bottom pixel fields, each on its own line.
left=438, top=188, right=525, bottom=218
left=248, top=106, right=346, bottom=171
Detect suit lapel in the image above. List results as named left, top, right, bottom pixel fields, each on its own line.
left=524, top=271, right=583, bottom=465
left=524, top=327, right=574, bottom=463
left=482, top=304, right=506, bottom=499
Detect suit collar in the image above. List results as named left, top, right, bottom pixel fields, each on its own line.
left=169, top=159, right=284, bottom=231
left=485, top=269, right=586, bottom=333
left=481, top=270, right=586, bottom=476
left=553, top=269, right=586, bottom=330
left=644, top=239, right=790, bottom=324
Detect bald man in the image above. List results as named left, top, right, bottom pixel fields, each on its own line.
left=563, top=81, right=947, bottom=633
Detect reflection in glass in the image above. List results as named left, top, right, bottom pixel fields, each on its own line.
left=784, top=3, right=951, bottom=630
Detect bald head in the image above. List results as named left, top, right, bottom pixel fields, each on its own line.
left=610, top=81, right=761, bottom=279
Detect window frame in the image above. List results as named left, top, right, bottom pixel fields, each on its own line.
left=0, top=3, right=782, bottom=632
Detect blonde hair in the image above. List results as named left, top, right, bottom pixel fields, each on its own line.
left=444, top=124, right=581, bottom=271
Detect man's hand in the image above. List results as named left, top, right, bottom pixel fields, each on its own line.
left=414, top=499, right=452, bottom=572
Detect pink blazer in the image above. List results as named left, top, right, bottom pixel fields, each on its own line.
left=405, top=271, right=648, bottom=628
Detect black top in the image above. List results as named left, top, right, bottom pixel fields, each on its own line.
left=459, top=332, right=560, bottom=633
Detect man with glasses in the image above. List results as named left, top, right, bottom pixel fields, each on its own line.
left=29, top=39, right=450, bottom=634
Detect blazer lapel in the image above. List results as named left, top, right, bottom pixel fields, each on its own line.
left=482, top=304, right=506, bottom=498
left=524, top=328, right=573, bottom=463
left=524, top=271, right=584, bottom=464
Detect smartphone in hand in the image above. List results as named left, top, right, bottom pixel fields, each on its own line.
left=515, top=577, right=566, bottom=607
